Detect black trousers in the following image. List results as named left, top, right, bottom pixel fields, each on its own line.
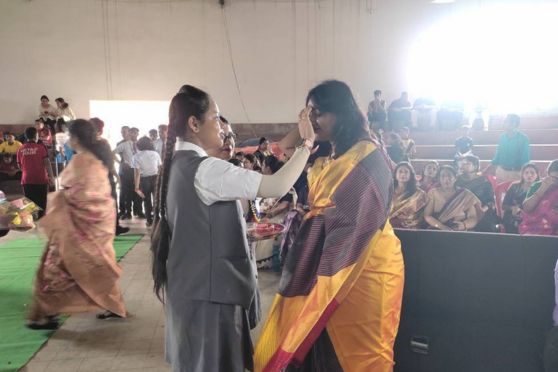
left=140, top=175, right=157, bottom=223
left=23, top=184, right=48, bottom=218
left=110, top=178, right=123, bottom=230
left=119, top=167, right=143, bottom=216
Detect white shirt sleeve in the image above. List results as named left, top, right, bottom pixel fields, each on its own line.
left=194, top=157, right=263, bottom=206
left=114, top=143, right=123, bottom=155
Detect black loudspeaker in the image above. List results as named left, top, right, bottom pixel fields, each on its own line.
left=394, top=230, right=558, bottom=372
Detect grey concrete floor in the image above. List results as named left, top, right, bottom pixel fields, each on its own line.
left=15, top=218, right=280, bottom=372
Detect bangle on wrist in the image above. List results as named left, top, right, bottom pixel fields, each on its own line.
left=297, top=138, right=313, bottom=151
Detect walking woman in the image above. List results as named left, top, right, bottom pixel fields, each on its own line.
left=151, top=85, right=314, bottom=372
left=255, top=80, right=404, bottom=372
left=26, top=119, right=126, bottom=329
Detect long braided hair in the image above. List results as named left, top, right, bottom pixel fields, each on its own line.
left=151, top=85, right=211, bottom=302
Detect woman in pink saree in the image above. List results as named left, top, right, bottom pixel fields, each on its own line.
left=520, top=160, right=558, bottom=236
left=27, top=119, right=126, bottom=330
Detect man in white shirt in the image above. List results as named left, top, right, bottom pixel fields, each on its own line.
left=114, top=126, right=137, bottom=219
left=128, top=127, right=144, bottom=217
left=132, top=137, right=162, bottom=226
left=153, top=124, right=168, bottom=159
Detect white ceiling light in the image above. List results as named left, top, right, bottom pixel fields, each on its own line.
left=431, top=0, right=455, bottom=3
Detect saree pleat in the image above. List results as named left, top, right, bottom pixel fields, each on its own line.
left=255, top=141, right=404, bottom=372
left=389, top=190, right=427, bottom=229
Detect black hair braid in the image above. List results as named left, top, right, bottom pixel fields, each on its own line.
left=153, top=129, right=177, bottom=222
left=151, top=127, right=177, bottom=302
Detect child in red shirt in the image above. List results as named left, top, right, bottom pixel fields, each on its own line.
left=17, top=127, right=54, bottom=217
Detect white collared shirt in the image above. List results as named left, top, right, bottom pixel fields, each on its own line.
left=131, top=150, right=161, bottom=177
left=154, top=138, right=165, bottom=158
left=175, top=140, right=262, bottom=206
left=114, top=140, right=135, bottom=165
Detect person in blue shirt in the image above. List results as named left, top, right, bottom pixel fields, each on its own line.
left=489, top=114, right=530, bottom=183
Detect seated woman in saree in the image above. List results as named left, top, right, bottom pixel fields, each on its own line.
left=456, top=155, right=500, bottom=232
left=419, top=160, right=439, bottom=193
left=151, top=85, right=314, bottom=372
left=390, top=162, right=427, bottom=229
left=424, top=165, right=480, bottom=231
left=255, top=80, right=404, bottom=372
left=26, top=119, right=126, bottom=330
left=502, top=163, right=540, bottom=234
left=520, top=160, right=558, bottom=236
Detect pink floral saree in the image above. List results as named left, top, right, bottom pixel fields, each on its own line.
left=29, top=152, right=126, bottom=321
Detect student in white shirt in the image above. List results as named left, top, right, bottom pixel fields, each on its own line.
left=153, top=124, right=168, bottom=158
left=152, top=84, right=314, bottom=372
left=113, top=129, right=136, bottom=219
left=39, top=95, right=57, bottom=133
left=132, top=136, right=161, bottom=226
left=55, top=98, right=76, bottom=122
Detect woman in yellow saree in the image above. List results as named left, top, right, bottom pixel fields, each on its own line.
left=255, top=81, right=404, bottom=372
left=27, top=119, right=126, bottom=329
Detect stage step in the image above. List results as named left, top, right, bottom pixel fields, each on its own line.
left=413, top=144, right=557, bottom=161
left=410, top=128, right=558, bottom=146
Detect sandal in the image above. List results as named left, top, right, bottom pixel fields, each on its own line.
left=96, top=311, right=123, bottom=320
left=26, top=317, right=60, bottom=330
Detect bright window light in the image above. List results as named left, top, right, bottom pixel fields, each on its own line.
left=407, top=3, right=558, bottom=114
left=89, top=100, right=169, bottom=147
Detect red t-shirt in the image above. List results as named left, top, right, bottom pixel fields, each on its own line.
left=16, top=142, right=49, bottom=185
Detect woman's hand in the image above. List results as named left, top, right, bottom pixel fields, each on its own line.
left=298, top=107, right=316, bottom=144
left=452, top=221, right=466, bottom=231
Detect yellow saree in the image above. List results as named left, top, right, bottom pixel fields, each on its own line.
left=29, top=152, right=126, bottom=320
left=255, top=141, right=404, bottom=372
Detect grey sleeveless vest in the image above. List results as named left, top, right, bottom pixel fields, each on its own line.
left=165, top=150, right=257, bottom=310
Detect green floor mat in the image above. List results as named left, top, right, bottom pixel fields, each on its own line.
left=0, top=234, right=143, bottom=372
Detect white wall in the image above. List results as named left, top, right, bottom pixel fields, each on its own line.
left=0, top=0, right=555, bottom=125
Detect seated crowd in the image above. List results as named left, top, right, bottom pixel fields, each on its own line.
left=368, top=89, right=492, bottom=132
left=390, top=156, right=558, bottom=236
